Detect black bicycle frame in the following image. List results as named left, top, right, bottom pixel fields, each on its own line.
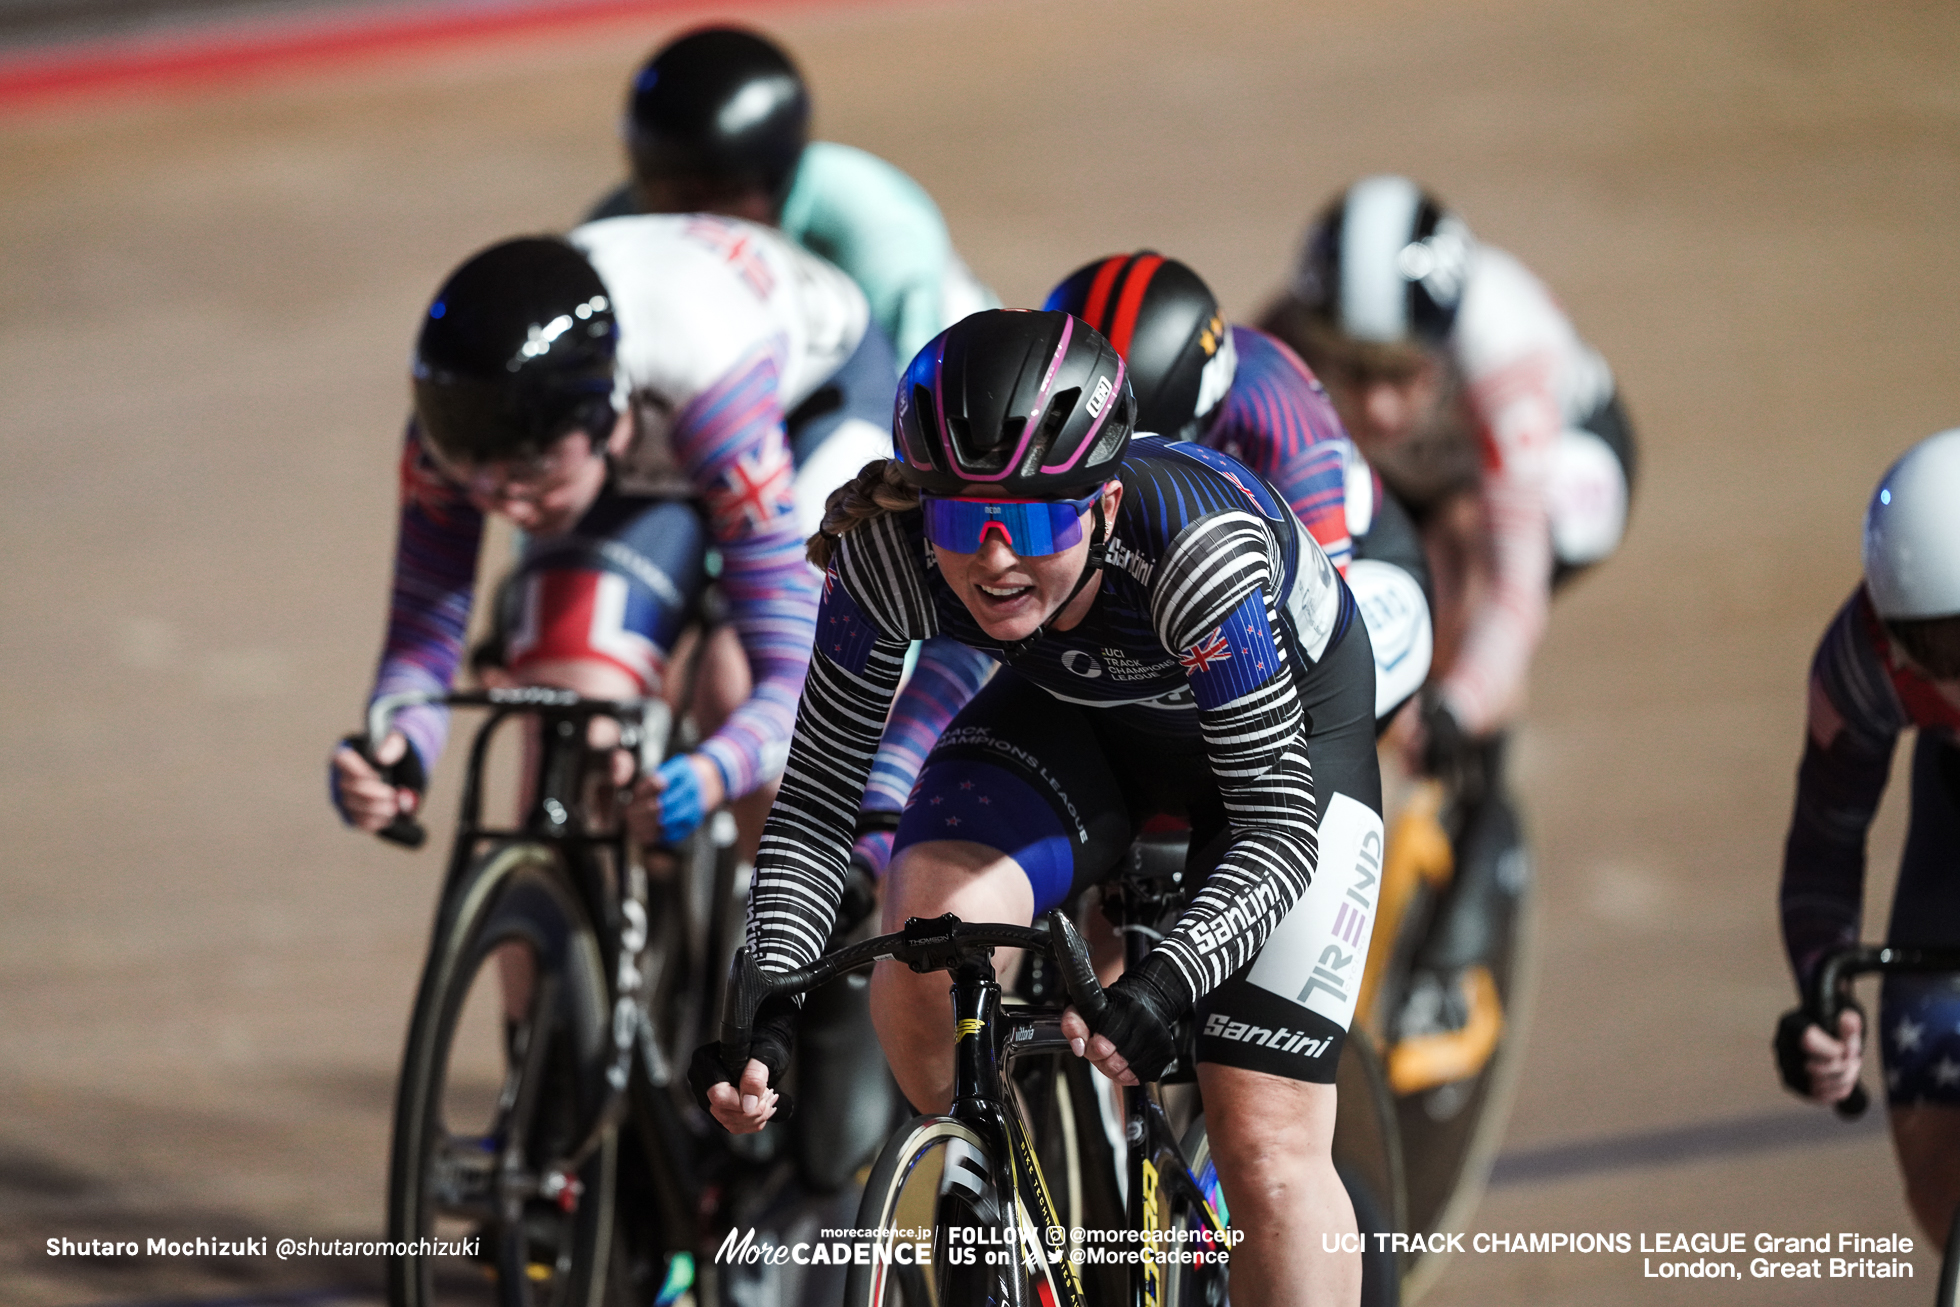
left=732, top=915, right=1231, bottom=1307
left=377, top=687, right=703, bottom=1255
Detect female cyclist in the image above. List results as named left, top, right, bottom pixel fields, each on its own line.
left=695, top=309, right=1386, bottom=1306
left=328, top=225, right=906, bottom=1192
left=1775, top=429, right=1960, bottom=1245
left=1260, top=176, right=1637, bottom=1081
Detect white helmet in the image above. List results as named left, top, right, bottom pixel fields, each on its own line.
left=1863, top=428, right=1960, bottom=620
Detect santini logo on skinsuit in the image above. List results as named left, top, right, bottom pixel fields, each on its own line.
left=1201, top=1014, right=1334, bottom=1059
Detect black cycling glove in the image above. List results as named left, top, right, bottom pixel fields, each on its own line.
left=1419, top=691, right=1485, bottom=804
left=334, top=733, right=428, bottom=836
left=1773, top=1000, right=1862, bottom=1099
left=687, top=997, right=797, bottom=1129
left=1090, top=960, right=1190, bottom=1086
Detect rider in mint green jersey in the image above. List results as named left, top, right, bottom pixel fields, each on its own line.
left=587, top=22, right=1001, bottom=881
left=585, top=25, right=997, bottom=362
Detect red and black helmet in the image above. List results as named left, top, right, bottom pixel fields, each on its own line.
left=1044, top=252, right=1235, bottom=440
left=893, top=309, right=1133, bottom=497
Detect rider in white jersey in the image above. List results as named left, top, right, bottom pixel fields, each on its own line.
left=335, top=214, right=890, bottom=819
left=1262, top=176, right=1636, bottom=1091
left=576, top=213, right=891, bottom=533
left=585, top=25, right=998, bottom=363
left=330, top=223, right=904, bottom=1195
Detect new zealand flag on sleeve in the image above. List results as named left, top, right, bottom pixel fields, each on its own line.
left=1179, top=587, right=1281, bottom=710
left=817, top=566, right=882, bottom=675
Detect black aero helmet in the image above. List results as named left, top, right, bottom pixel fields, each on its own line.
left=1044, top=252, right=1236, bottom=440
left=1293, top=175, right=1475, bottom=346
left=625, top=26, right=810, bottom=203
left=894, top=310, right=1133, bottom=497
left=412, top=237, right=619, bottom=465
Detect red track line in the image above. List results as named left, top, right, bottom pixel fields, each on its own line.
left=0, top=0, right=874, bottom=109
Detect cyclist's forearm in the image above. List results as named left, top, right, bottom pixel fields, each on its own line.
left=1440, top=476, right=1551, bottom=732
left=702, top=532, right=820, bottom=797
left=749, top=640, right=910, bottom=972
left=1153, top=687, right=1319, bottom=999
left=1781, top=735, right=1890, bottom=983
left=370, top=426, right=485, bottom=770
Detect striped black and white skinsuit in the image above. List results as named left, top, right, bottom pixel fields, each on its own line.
left=748, top=437, right=1386, bottom=1081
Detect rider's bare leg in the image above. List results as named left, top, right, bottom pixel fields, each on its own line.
left=672, top=622, right=779, bottom=863
left=1197, top=1064, right=1358, bottom=1307
left=869, top=839, right=1033, bottom=1113
left=1890, top=1103, right=1960, bottom=1248
left=1416, top=487, right=1490, bottom=683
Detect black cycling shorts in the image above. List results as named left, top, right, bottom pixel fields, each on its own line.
left=1878, top=736, right=1960, bottom=1106
left=893, top=623, right=1384, bottom=1083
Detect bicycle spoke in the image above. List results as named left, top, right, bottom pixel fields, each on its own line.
left=499, top=973, right=565, bottom=1186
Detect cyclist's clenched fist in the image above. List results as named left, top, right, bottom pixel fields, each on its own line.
left=329, top=731, right=421, bottom=833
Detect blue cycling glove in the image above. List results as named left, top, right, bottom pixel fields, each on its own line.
left=652, top=754, right=709, bottom=844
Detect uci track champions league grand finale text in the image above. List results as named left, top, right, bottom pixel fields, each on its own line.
left=1324, top=1228, right=1918, bottom=1285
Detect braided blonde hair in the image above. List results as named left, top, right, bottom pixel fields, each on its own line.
left=807, top=458, right=920, bottom=569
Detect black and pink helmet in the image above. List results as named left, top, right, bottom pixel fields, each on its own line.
left=893, top=309, right=1134, bottom=497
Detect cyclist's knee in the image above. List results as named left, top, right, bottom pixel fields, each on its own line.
left=1547, top=425, right=1630, bottom=577
left=1198, top=1066, right=1337, bottom=1172
left=792, top=416, right=893, bottom=537
left=882, top=840, right=1036, bottom=931
left=683, top=623, right=752, bottom=730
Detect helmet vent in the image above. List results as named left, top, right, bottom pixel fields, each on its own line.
left=906, top=384, right=941, bottom=470
left=1023, top=389, right=1079, bottom=475
left=1085, top=394, right=1132, bottom=467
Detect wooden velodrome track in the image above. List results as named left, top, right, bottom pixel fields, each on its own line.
left=2, top=0, right=1957, bottom=1301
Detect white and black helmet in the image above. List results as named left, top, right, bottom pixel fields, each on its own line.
left=1292, top=175, right=1475, bottom=346
left=1864, top=428, right=1960, bottom=621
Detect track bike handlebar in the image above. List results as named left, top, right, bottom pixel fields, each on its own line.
left=1807, top=944, right=1960, bottom=1120
left=360, top=687, right=655, bottom=851
left=716, top=912, right=1108, bottom=1078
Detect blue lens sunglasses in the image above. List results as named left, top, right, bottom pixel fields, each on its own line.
left=919, top=489, right=1104, bottom=556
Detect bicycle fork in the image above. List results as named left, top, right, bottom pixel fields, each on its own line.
left=1121, top=1083, right=1229, bottom=1307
